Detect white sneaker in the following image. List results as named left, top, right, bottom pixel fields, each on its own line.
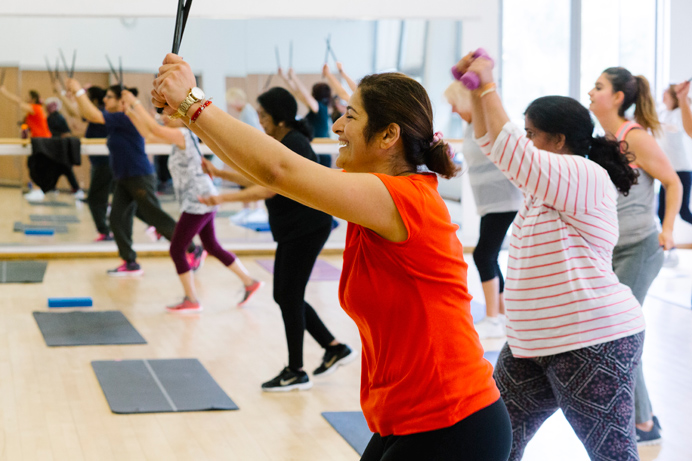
left=663, top=249, right=679, bottom=268
left=474, top=317, right=505, bottom=339
left=73, top=190, right=86, bottom=200
left=24, top=189, right=45, bottom=202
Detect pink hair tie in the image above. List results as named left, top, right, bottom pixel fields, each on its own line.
left=431, top=131, right=444, bottom=146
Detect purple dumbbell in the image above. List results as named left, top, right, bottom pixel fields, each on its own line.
left=451, top=48, right=494, bottom=90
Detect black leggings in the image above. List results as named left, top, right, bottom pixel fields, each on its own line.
left=273, top=225, right=336, bottom=370
left=361, top=398, right=512, bottom=461
left=473, top=211, right=517, bottom=292
left=658, top=170, right=692, bottom=226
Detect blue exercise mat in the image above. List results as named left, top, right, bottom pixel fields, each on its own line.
left=92, top=358, right=239, bottom=414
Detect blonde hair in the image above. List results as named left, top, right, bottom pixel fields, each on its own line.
left=443, top=81, right=471, bottom=114
left=226, top=87, right=247, bottom=107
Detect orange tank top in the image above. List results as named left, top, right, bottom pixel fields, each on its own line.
left=25, top=104, right=51, bottom=138
left=339, top=173, right=500, bottom=436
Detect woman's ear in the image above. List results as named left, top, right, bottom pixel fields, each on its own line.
left=613, top=90, right=625, bottom=108
left=379, top=123, right=401, bottom=149
left=555, top=133, right=567, bottom=153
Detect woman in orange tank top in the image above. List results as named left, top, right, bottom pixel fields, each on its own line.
left=154, top=54, right=512, bottom=461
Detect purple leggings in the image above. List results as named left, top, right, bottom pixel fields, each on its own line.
left=170, top=211, right=236, bottom=274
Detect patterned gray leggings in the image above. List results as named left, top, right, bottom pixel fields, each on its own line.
left=493, top=332, right=644, bottom=461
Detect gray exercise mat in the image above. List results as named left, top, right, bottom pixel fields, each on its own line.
left=214, top=210, right=235, bottom=218
left=14, top=222, right=68, bottom=233
left=27, top=201, right=71, bottom=207
left=92, top=358, right=239, bottom=414
left=322, top=411, right=372, bottom=456
left=0, top=260, right=48, bottom=283
left=323, top=350, right=502, bottom=456
left=33, top=311, right=146, bottom=346
left=30, top=214, right=80, bottom=223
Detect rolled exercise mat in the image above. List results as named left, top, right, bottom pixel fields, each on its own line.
left=48, top=297, right=93, bottom=308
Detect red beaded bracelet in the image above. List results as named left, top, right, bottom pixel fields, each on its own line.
left=190, top=100, right=212, bottom=123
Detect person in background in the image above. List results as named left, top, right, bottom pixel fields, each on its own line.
left=0, top=86, right=52, bottom=201
left=226, top=87, right=262, bottom=130
left=444, top=81, right=523, bottom=339
left=278, top=67, right=331, bottom=138
left=43, top=96, right=85, bottom=199
left=589, top=66, right=683, bottom=446
left=121, top=89, right=262, bottom=311
left=199, top=87, right=354, bottom=392
left=66, top=78, right=202, bottom=276
left=657, top=82, right=692, bottom=267
left=55, top=83, right=116, bottom=240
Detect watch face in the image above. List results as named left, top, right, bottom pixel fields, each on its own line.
left=191, top=87, right=205, bottom=100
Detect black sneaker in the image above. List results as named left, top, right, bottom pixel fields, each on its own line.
left=636, top=422, right=662, bottom=446
left=261, top=367, right=312, bottom=392
left=313, top=344, right=357, bottom=376
left=653, top=415, right=662, bottom=431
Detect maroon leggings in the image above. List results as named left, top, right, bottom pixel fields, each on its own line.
left=170, top=211, right=236, bottom=274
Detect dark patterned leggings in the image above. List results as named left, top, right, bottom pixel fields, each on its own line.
left=493, top=332, right=644, bottom=461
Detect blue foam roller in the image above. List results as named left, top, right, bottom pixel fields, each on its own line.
left=25, top=229, right=55, bottom=235
left=48, top=297, right=93, bottom=308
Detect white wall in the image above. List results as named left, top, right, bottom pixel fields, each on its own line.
left=668, top=0, right=692, bottom=83
left=1, top=0, right=491, bottom=20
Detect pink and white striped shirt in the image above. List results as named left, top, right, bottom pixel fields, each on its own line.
left=476, top=122, right=644, bottom=358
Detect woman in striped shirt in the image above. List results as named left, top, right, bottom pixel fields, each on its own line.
left=462, top=54, right=644, bottom=460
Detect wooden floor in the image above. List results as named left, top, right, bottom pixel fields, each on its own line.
left=0, top=250, right=690, bottom=460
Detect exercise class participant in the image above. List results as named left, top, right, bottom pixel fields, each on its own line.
left=444, top=81, right=522, bottom=338
left=154, top=54, right=511, bottom=460
left=199, top=87, right=354, bottom=392
left=0, top=86, right=52, bottom=201
left=66, top=78, right=201, bottom=276
left=278, top=67, right=332, bottom=138
left=461, top=53, right=644, bottom=460
left=656, top=82, right=692, bottom=267
left=121, top=89, right=262, bottom=311
left=589, top=67, right=683, bottom=445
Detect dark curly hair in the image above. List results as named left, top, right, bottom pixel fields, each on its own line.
left=525, top=96, right=638, bottom=195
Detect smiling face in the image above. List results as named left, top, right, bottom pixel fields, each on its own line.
left=588, top=73, right=620, bottom=117
left=332, top=90, right=378, bottom=173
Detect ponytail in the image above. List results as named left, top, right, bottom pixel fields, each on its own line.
left=633, top=75, right=661, bottom=137
left=603, top=67, right=661, bottom=136
left=425, top=139, right=459, bottom=179
left=290, top=118, right=314, bottom=141
left=588, top=137, right=639, bottom=196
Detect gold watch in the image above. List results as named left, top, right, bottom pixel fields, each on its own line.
left=171, top=87, right=205, bottom=119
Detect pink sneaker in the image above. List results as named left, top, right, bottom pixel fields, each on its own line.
left=107, top=261, right=143, bottom=277
left=238, top=280, right=264, bottom=307
left=94, top=233, right=114, bottom=242
left=145, top=226, right=162, bottom=241
left=188, top=246, right=207, bottom=272
left=166, top=297, right=202, bottom=313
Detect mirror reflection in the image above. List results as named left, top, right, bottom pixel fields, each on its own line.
left=0, top=17, right=466, bottom=253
